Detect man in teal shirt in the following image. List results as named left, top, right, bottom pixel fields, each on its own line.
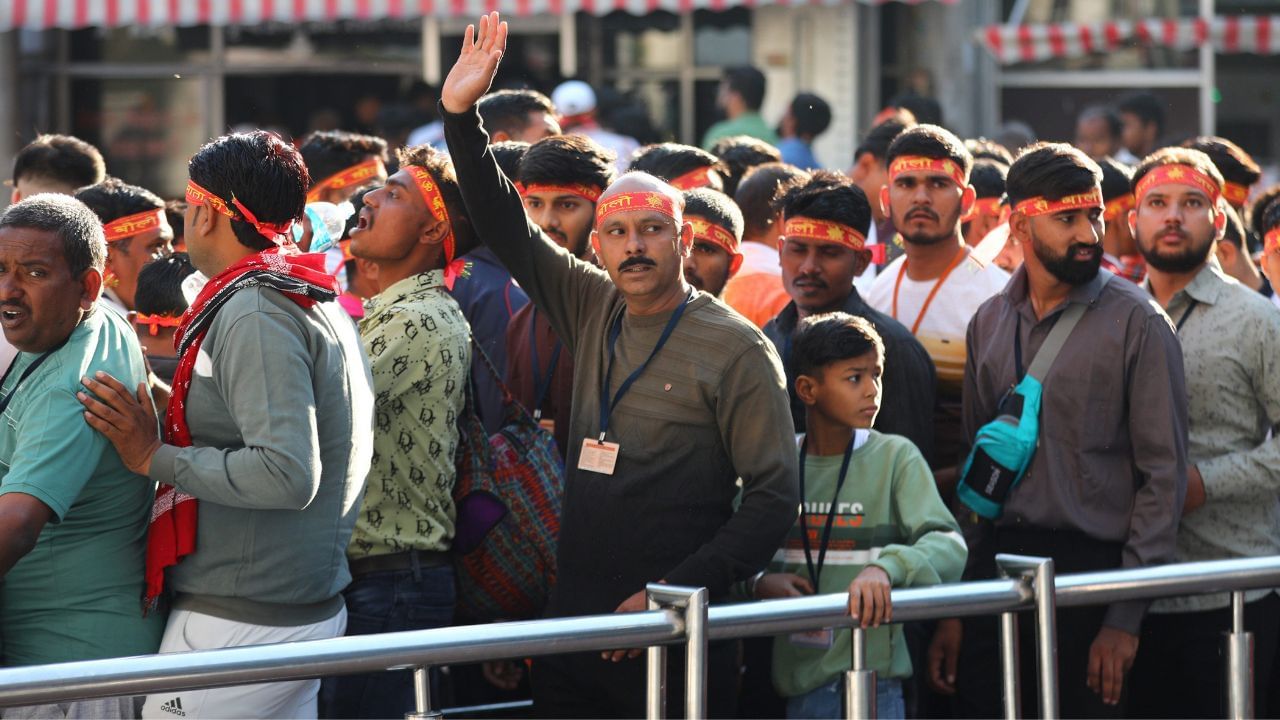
left=702, top=66, right=779, bottom=150
left=0, top=194, right=164, bottom=717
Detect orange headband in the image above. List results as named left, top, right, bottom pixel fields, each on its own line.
left=1103, top=194, right=1135, bottom=222
left=783, top=217, right=867, bottom=251
left=1223, top=182, right=1250, bottom=207
left=1265, top=228, right=1280, bottom=255
left=134, top=313, right=183, bottom=336
left=962, top=197, right=1004, bottom=223
left=670, top=166, right=716, bottom=191
left=595, top=192, right=679, bottom=225
left=306, top=158, right=386, bottom=204
left=104, top=209, right=165, bottom=243
left=1135, top=164, right=1222, bottom=205
left=517, top=182, right=603, bottom=203
left=184, top=179, right=293, bottom=244
left=1014, top=189, right=1103, bottom=217
left=689, top=216, right=744, bottom=276
left=888, top=155, right=968, bottom=187
left=404, top=165, right=456, bottom=264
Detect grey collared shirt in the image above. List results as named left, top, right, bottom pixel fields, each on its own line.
left=1147, top=261, right=1280, bottom=612
left=963, top=267, right=1189, bottom=633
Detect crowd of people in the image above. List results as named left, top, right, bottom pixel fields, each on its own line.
left=1, top=10, right=1279, bottom=720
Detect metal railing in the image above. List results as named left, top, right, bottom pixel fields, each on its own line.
left=0, top=555, right=1275, bottom=719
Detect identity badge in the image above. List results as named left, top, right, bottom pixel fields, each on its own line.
left=578, top=438, right=620, bottom=475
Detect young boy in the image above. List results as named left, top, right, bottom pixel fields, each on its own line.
left=754, top=312, right=967, bottom=719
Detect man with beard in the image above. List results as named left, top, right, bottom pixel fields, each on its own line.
left=763, top=171, right=936, bottom=457
left=441, top=15, right=798, bottom=715
left=929, top=143, right=1187, bottom=719
left=1124, top=148, right=1280, bottom=719
left=867, top=125, right=1009, bottom=496
left=506, top=133, right=615, bottom=457
left=1183, top=136, right=1266, bottom=293
left=681, top=187, right=744, bottom=298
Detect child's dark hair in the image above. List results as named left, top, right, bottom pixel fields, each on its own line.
left=135, top=252, right=196, bottom=317
left=790, top=312, right=885, bottom=379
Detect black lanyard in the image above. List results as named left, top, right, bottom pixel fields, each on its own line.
left=597, top=293, right=691, bottom=441
left=528, top=308, right=563, bottom=420
left=1175, top=299, right=1199, bottom=333
left=798, top=436, right=857, bottom=587
left=0, top=338, right=70, bottom=418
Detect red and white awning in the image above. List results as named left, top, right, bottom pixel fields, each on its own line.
left=0, top=0, right=951, bottom=29
left=980, top=14, right=1279, bottom=65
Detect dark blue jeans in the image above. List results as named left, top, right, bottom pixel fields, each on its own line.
left=320, top=562, right=455, bottom=719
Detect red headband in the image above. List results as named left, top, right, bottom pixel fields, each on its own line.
left=517, top=182, right=603, bottom=203
left=104, top=209, right=165, bottom=243
left=688, top=216, right=744, bottom=277
left=670, top=166, right=716, bottom=191
left=783, top=217, right=867, bottom=251
left=1223, top=182, right=1250, bottom=207
left=1265, top=228, right=1280, bottom=255
left=1103, top=194, right=1136, bottom=222
left=888, top=155, right=967, bottom=187
left=962, top=197, right=1004, bottom=223
left=404, top=165, right=456, bottom=265
left=1135, top=164, right=1222, bottom=205
left=185, top=179, right=293, bottom=244
left=1014, top=188, right=1104, bottom=217
left=306, top=158, right=385, bottom=204
left=134, top=312, right=183, bottom=337
left=595, top=191, right=679, bottom=225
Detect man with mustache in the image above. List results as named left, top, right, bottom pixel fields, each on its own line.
left=764, top=171, right=936, bottom=458
left=930, top=143, right=1187, bottom=719
left=681, top=187, right=744, bottom=299
left=506, top=133, right=616, bottom=457
left=867, top=125, right=1009, bottom=497
left=440, top=14, right=798, bottom=716
left=1124, top=148, right=1280, bottom=719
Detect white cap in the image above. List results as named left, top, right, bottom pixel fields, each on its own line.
left=553, top=81, right=597, bottom=117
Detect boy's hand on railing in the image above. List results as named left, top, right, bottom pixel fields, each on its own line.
left=441, top=12, right=508, bottom=115
left=601, top=587, right=654, bottom=662
left=1087, top=626, right=1139, bottom=706
left=927, top=618, right=962, bottom=695
left=754, top=573, right=814, bottom=599
left=848, top=566, right=892, bottom=628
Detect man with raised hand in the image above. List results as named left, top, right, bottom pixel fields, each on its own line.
left=440, top=14, right=798, bottom=716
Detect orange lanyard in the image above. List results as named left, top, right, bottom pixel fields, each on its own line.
left=891, top=248, right=968, bottom=335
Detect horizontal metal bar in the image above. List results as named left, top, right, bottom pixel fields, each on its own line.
left=1054, top=555, right=1280, bottom=608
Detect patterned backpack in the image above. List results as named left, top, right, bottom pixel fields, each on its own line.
left=452, top=338, right=565, bottom=622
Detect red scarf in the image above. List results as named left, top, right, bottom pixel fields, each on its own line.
left=144, top=246, right=339, bottom=610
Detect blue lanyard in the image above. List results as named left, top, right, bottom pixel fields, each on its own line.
left=798, top=436, right=856, bottom=587
left=528, top=308, right=563, bottom=420
left=597, top=293, right=692, bottom=441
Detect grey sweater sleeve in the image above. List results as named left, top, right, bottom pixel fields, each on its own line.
left=149, top=307, right=323, bottom=510
left=440, top=102, right=614, bottom=353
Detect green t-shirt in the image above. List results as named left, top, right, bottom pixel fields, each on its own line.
left=701, top=112, right=779, bottom=151
left=770, top=430, right=966, bottom=697
left=0, top=308, right=165, bottom=666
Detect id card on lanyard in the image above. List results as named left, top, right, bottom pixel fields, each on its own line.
left=579, top=293, right=692, bottom=476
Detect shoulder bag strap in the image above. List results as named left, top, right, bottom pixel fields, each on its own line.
left=1025, top=274, right=1111, bottom=381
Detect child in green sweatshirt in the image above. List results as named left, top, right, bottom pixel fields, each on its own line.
left=753, top=312, right=967, bottom=719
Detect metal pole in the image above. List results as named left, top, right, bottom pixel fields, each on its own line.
left=647, top=592, right=669, bottom=720
left=844, top=626, right=877, bottom=720
left=684, top=588, right=709, bottom=720
left=404, top=666, right=442, bottom=720
left=1030, top=559, right=1059, bottom=720
left=999, top=611, right=1020, bottom=720
left=1225, top=591, right=1254, bottom=720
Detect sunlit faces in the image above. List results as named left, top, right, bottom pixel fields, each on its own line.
left=881, top=167, right=973, bottom=246
left=798, top=350, right=883, bottom=430
left=1015, top=204, right=1104, bottom=286
left=592, top=208, right=691, bottom=304
left=347, top=171, right=432, bottom=264
left=523, top=190, right=595, bottom=259
left=0, top=225, right=99, bottom=353
left=779, top=236, right=865, bottom=315
left=1129, top=181, right=1222, bottom=274
left=107, top=216, right=174, bottom=310
left=514, top=112, right=561, bottom=144
left=682, top=214, right=734, bottom=297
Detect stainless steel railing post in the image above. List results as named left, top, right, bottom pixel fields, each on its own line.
left=404, top=666, right=442, bottom=720
left=1225, top=590, right=1254, bottom=720
left=998, top=554, right=1059, bottom=720
left=844, top=626, right=877, bottom=719
left=646, top=584, right=704, bottom=720
left=998, top=610, right=1021, bottom=720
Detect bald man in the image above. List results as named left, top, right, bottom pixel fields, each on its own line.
left=440, top=14, right=798, bottom=716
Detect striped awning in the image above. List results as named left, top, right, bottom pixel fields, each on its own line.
left=1, top=0, right=951, bottom=29
left=980, top=14, right=1279, bottom=65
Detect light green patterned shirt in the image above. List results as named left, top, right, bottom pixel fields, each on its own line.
left=349, top=270, right=471, bottom=559
left=1148, top=260, right=1280, bottom=612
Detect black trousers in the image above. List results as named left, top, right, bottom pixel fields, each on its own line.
left=531, top=640, right=740, bottom=719
left=1128, top=591, right=1280, bottom=719
left=954, top=528, right=1126, bottom=720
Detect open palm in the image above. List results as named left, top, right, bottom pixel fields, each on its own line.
left=442, top=12, right=509, bottom=115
